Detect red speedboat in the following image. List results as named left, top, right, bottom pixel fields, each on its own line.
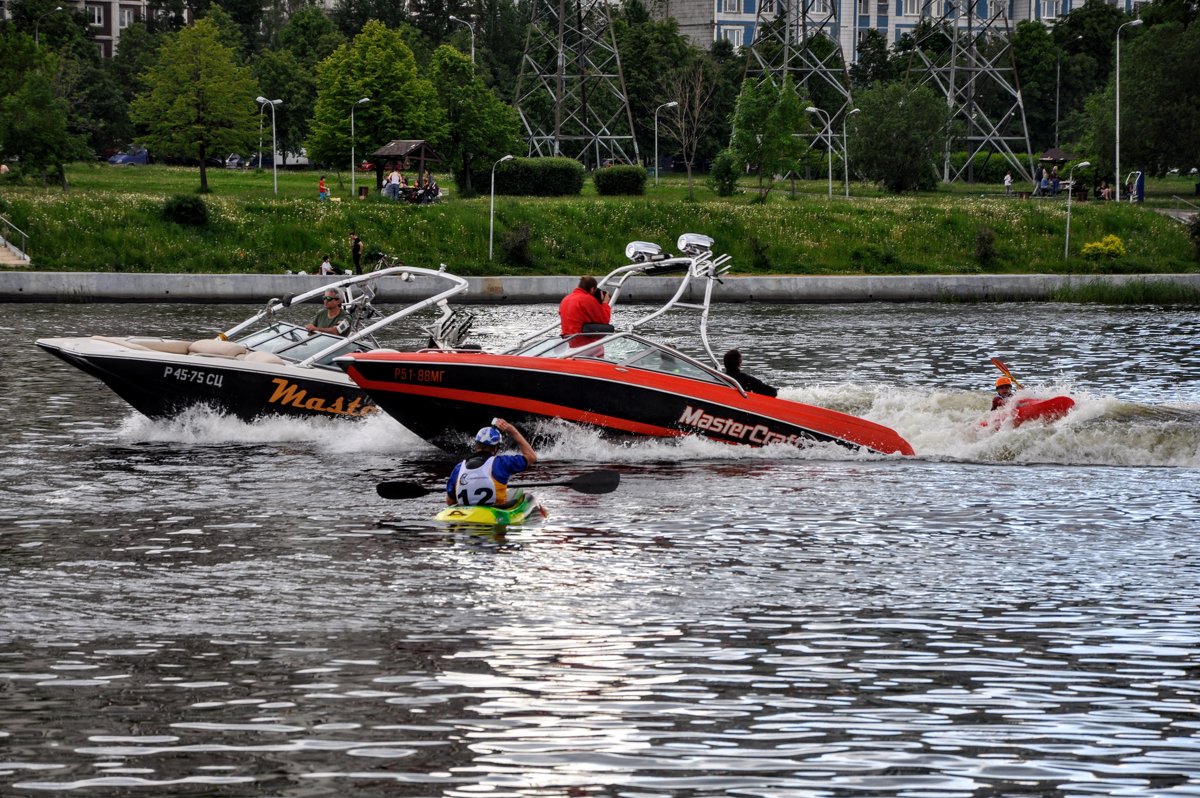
left=337, top=235, right=914, bottom=457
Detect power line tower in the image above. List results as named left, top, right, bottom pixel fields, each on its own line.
left=745, top=0, right=855, bottom=170
left=513, top=0, right=639, bottom=168
left=906, top=0, right=1035, bottom=183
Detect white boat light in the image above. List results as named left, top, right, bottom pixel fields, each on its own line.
left=624, top=241, right=663, bottom=262
left=677, top=233, right=714, bottom=256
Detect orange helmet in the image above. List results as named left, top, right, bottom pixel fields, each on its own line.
left=995, top=376, right=1013, bottom=388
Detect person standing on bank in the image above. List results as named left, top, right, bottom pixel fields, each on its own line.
left=307, top=289, right=352, bottom=336
left=350, top=232, right=364, bottom=275
left=446, top=419, right=537, bottom=507
left=723, top=349, right=778, bottom=397
left=559, top=276, right=611, bottom=338
left=1003, top=171, right=1013, bottom=195
left=318, top=175, right=329, bottom=201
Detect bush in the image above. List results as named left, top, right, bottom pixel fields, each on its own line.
left=707, top=149, right=740, bottom=197
left=1081, top=234, right=1127, bottom=261
left=501, top=222, right=534, bottom=267
left=593, top=165, right=647, bottom=196
left=975, top=226, right=998, bottom=265
left=1188, top=214, right=1200, bottom=261
left=948, top=152, right=1023, bottom=185
left=850, top=243, right=900, bottom=273
left=482, top=157, right=584, bottom=197
left=748, top=235, right=772, bottom=270
left=162, top=194, right=209, bottom=226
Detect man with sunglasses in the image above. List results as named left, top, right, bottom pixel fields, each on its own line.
left=306, top=290, right=352, bottom=336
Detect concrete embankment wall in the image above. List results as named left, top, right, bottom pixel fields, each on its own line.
left=3, top=271, right=1200, bottom=304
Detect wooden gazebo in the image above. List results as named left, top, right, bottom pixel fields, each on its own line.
left=370, top=140, right=444, bottom=190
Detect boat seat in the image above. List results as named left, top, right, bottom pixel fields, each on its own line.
left=128, top=338, right=191, bottom=355
left=91, top=335, right=152, bottom=351
left=188, top=339, right=248, bottom=357
left=241, top=350, right=287, bottom=365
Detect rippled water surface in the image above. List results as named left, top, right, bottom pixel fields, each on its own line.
left=3, top=301, right=1200, bottom=797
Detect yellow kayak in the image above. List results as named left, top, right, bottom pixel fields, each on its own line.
left=434, top=493, right=545, bottom=526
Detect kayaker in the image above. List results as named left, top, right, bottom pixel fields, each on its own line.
left=723, top=349, right=777, bottom=397
left=306, top=289, right=352, bottom=336
left=992, top=375, right=1015, bottom=409
left=559, top=276, right=611, bottom=341
left=446, top=419, right=538, bottom=508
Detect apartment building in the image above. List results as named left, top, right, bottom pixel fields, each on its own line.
left=664, top=0, right=1151, bottom=63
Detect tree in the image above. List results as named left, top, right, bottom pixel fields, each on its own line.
left=428, top=45, right=521, bottom=197
left=276, top=5, right=343, bottom=66
left=847, top=82, right=950, bottom=193
left=730, top=78, right=778, bottom=189
left=307, top=20, right=448, bottom=178
left=612, top=0, right=694, bottom=163
left=253, top=48, right=316, bottom=163
left=729, top=77, right=810, bottom=200
left=1115, top=21, right=1200, bottom=175
left=850, top=28, right=896, bottom=89
left=659, top=55, right=719, bottom=199
left=0, top=67, right=88, bottom=189
left=130, top=17, right=260, bottom=192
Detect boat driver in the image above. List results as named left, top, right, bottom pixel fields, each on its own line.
left=992, top=376, right=1015, bottom=409
left=447, top=419, right=538, bottom=508
left=723, top=349, right=778, bottom=397
left=306, top=289, right=353, bottom=337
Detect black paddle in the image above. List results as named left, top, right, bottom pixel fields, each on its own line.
left=376, top=470, right=621, bottom=500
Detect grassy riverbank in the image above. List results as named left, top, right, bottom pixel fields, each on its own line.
left=1, top=162, right=1196, bottom=277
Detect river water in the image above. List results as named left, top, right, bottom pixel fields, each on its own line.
left=3, top=301, right=1200, bottom=797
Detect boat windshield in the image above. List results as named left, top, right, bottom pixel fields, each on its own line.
left=521, top=334, right=725, bottom=385
left=236, top=323, right=368, bottom=366
left=236, top=323, right=308, bottom=352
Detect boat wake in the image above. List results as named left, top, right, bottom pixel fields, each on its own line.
left=109, top=386, right=1200, bottom=469
left=115, top=406, right=432, bottom=454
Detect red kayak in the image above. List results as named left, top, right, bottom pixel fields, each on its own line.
left=981, top=396, right=1075, bottom=428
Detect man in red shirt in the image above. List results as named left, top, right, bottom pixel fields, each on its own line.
left=559, top=276, right=612, bottom=340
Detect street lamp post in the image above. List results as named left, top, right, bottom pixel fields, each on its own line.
left=256, top=96, right=282, bottom=195
left=257, top=105, right=265, bottom=172
left=841, top=107, right=860, bottom=198
left=654, top=100, right=678, bottom=187
left=806, top=106, right=832, bottom=199
left=1064, top=160, right=1091, bottom=259
left=1115, top=18, right=1143, bottom=203
left=448, top=15, right=475, bottom=64
left=34, top=6, right=63, bottom=46
left=350, top=97, right=370, bottom=199
left=489, top=155, right=514, bottom=261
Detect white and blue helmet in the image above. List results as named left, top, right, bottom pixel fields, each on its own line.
left=474, top=426, right=502, bottom=446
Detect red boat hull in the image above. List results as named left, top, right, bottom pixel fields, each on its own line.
left=339, top=350, right=915, bottom=456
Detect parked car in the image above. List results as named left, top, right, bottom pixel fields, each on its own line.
left=108, top=148, right=149, bottom=166
left=225, top=154, right=245, bottom=169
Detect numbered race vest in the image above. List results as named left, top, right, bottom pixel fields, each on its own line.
left=453, top=455, right=507, bottom=506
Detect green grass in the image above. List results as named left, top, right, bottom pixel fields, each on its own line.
left=1049, top=279, right=1200, bottom=304
left=0, top=162, right=1196, bottom=276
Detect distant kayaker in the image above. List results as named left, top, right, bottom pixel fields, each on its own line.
left=723, top=349, right=777, bottom=397
left=992, top=376, right=1015, bottom=409
left=447, top=419, right=537, bottom=507
left=559, top=276, right=611, bottom=340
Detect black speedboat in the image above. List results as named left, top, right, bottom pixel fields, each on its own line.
left=337, top=236, right=915, bottom=456
left=37, top=262, right=471, bottom=421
